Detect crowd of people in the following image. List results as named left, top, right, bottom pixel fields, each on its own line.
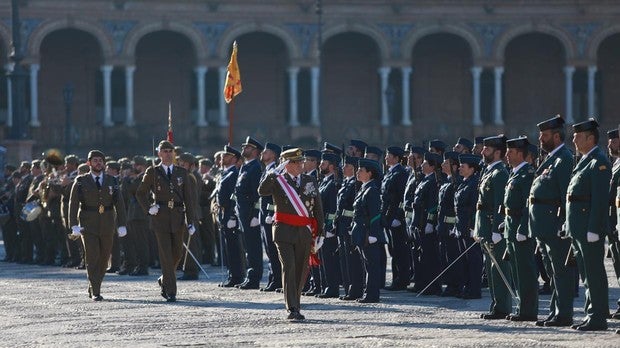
left=1, top=115, right=619, bottom=331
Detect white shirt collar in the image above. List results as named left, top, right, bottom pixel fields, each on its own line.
left=548, top=143, right=565, bottom=157
left=162, top=164, right=174, bottom=172
left=583, top=145, right=598, bottom=158
left=512, top=161, right=527, bottom=174
left=487, top=160, right=503, bottom=170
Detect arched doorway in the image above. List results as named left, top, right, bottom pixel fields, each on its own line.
left=597, top=33, right=620, bottom=131
left=504, top=33, right=565, bottom=137
left=411, top=33, right=473, bottom=143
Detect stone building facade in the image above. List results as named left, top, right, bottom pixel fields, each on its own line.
left=0, top=0, right=619, bottom=158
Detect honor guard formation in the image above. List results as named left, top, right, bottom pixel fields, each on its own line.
left=2, top=116, right=620, bottom=332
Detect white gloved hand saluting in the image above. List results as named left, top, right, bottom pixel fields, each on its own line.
left=325, top=231, right=336, bottom=238
left=586, top=231, right=599, bottom=243
left=424, top=223, right=434, bottom=234
left=250, top=217, right=260, bottom=227
left=148, top=204, right=159, bottom=216
left=491, top=232, right=502, bottom=244
left=117, top=226, right=127, bottom=238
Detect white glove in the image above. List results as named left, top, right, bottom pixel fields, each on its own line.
left=148, top=204, right=159, bottom=216
left=424, top=223, right=434, bottom=234
left=117, top=226, right=127, bottom=238
left=271, top=160, right=289, bottom=174
left=312, top=236, right=325, bottom=253
left=250, top=217, right=260, bottom=227
left=586, top=231, right=599, bottom=243
left=516, top=233, right=527, bottom=242
left=71, top=225, right=83, bottom=239
left=368, top=236, right=378, bottom=244
left=326, top=231, right=336, bottom=238
left=391, top=219, right=401, bottom=228
left=227, top=218, right=237, bottom=229
left=470, top=229, right=476, bottom=239
left=498, top=222, right=505, bottom=231
left=491, top=232, right=502, bottom=244
left=187, top=224, right=196, bottom=236
left=265, top=215, right=273, bottom=224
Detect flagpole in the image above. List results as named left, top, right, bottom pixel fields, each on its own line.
left=228, top=86, right=234, bottom=145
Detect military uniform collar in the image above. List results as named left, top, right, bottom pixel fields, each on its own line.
left=90, top=172, right=104, bottom=182
left=486, top=160, right=503, bottom=170
left=161, top=163, right=174, bottom=172
left=361, top=180, right=374, bottom=190
left=388, top=163, right=401, bottom=172
left=265, top=161, right=276, bottom=170
left=512, top=161, right=528, bottom=174
left=547, top=143, right=565, bottom=157
left=244, top=157, right=257, bottom=165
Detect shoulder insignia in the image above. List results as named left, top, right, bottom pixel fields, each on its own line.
left=599, top=165, right=607, bottom=170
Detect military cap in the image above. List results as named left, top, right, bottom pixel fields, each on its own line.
left=409, top=146, right=426, bottom=156
left=459, top=154, right=482, bottom=166
left=120, top=162, right=132, bottom=171
left=607, top=128, right=618, bottom=139
left=242, top=136, right=264, bottom=151
left=386, top=146, right=405, bottom=157
left=77, top=163, right=90, bottom=174
left=174, top=146, right=184, bottom=154
left=87, top=150, right=106, bottom=161
left=31, top=159, right=41, bottom=168
left=528, top=144, right=540, bottom=160
left=4, top=164, right=16, bottom=172
left=483, top=135, right=507, bottom=148
left=281, top=148, right=304, bottom=162
left=133, top=155, right=147, bottom=166
left=424, top=152, right=443, bottom=166
left=429, top=139, right=446, bottom=152
left=321, top=152, right=340, bottom=165
left=106, top=161, right=120, bottom=171
left=64, top=154, right=79, bottom=165
left=456, top=137, right=473, bottom=151
left=303, top=149, right=322, bottom=159
left=443, top=151, right=460, bottom=162
left=105, top=156, right=114, bottom=162
left=322, top=142, right=342, bottom=155
left=350, top=139, right=368, bottom=151
left=223, top=145, right=241, bottom=158
left=573, top=118, right=599, bottom=133
left=404, top=143, right=413, bottom=153
left=157, top=140, right=174, bottom=151
left=264, top=142, right=282, bottom=157
left=537, top=115, right=565, bottom=131
left=282, top=145, right=295, bottom=151
left=10, top=171, right=21, bottom=179
left=344, top=156, right=359, bottom=167
left=20, top=161, right=31, bottom=170
left=474, top=136, right=485, bottom=145
left=179, top=152, right=196, bottom=164
left=506, top=136, right=529, bottom=149
left=365, top=146, right=383, bottom=157
left=358, top=158, right=381, bottom=173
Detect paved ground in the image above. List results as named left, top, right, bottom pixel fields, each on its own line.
left=1, top=242, right=619, bottom=347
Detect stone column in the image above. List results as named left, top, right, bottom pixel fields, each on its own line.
left=401, top=66, right=412, bottom=126
left=310, top=66, right=320, bottom=126
left=471, top=66, right=483, bottom=126
left=29, top=64, right=40, bottom=127
left=564, top=66, right=575, bottom=124
left=218, top=66, right=228, bottom=127
left=288, top=67, right=300, bottom=127
left=493, top=66, right=504, bottom=126
left=101, top=65, right=114, bottom=127
left=379, top=67, right=391, bottom=126
left=5, top=64, right=13, bottom=127
left=124, top=66, right=135, bottom=126
left=195, top=66, right=208, bottom=127
left=587, top=65, right=597, bottom=117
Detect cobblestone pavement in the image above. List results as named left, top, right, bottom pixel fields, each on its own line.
left=1, top=242, right=619, bottom=347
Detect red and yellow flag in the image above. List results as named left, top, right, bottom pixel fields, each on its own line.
left=223, top=41, right=242, bottom=104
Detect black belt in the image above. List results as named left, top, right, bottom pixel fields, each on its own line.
left=567, top=195, right=589, bottom=203
left=156, top=200, right=184, bottom=208
left=529, top=197, right=560, bottom=206
left=81, top=205, right=113, bottom=212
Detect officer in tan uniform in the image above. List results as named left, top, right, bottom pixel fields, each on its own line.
left=258, top=148, right=325, bottom=320
left=68, top=150, right=127, bottom=301
left=136, top=141, right=196, bottom=302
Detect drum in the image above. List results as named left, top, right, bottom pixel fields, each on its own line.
left=21, top=200, right=42, bottom=222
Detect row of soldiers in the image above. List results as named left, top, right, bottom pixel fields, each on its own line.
left=1, top=115, right=619, bottom=330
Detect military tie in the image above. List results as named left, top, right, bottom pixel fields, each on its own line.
left=95, top=176, right=101, bottom=189
left=167, top=167, right=172, bottom=181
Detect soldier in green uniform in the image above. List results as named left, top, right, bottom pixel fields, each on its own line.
left=529, top=115, right=575, bottom=328
left=606, top=128, right=620, bottom=320
left=258, top=148, right=325, bottom=320
left=503, top=136, right=538, bottom=321
left=475, top=135, right=511, bottom=320
left=136, top=141, right=196, bottom=302
left=566, top=119, right=611, bottom=331
left=68, top=150, right=127, bottom=301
